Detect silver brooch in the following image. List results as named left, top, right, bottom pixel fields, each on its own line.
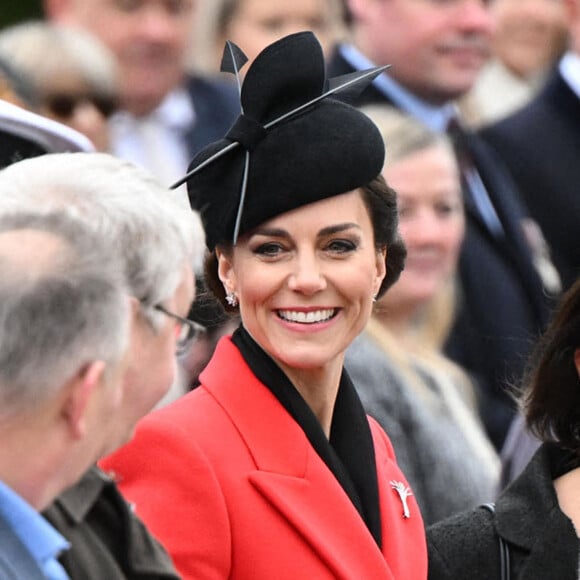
left=390, top=480, right=413, bottom=519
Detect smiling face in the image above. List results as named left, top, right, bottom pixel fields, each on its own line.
left=217, top=190, right=386, bottom=381
left=352, top=0, right=494, bottom=104
left=380, top=143, right=464, bottom=315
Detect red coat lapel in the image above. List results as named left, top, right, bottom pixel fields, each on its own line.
left=201, top=338, right=420, bottom=578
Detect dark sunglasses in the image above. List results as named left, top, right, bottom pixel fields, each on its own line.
left=44, top=92, right=118, bottom=119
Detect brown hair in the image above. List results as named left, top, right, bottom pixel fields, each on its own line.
left=203, top=174, right=406, bottom=313
left=523, top=278, right=580, bottom=451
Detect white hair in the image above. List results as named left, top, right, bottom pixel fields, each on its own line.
left=0, top=152, right=206, bottom=327
left=0, top=211, right=129, bottom=417
left=0, top=21, right=118, bottom=98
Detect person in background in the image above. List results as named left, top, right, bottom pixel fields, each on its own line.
left=428, top=275, right=580, bottom=580
left=481, top=0, right=580, bottom=292
left=101, top=32, right=427, bottom=579
left=0, top=210, right=130, bottom=579
left=0, top=21, right=119, bottom=151
left=0, top=151, right=205, bottom=579
left=44, top=0, right=239, bottom=187
left=191, top=0, right=345, bottom=73
left=346, top=106, right=499, bottom=525
left=461, top=0, right=568, bottom=127
left=328, top=0, right=555, bottom=451
left=480, top=0, right=580, bottom=488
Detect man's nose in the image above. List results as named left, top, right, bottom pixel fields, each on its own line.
left=456, top=0, right=495, bottom=35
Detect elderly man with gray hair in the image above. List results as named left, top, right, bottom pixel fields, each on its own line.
left=0, top=210, right=131, bottom=579
left=0, top=151, right=206, bottom=579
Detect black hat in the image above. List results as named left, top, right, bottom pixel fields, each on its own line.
left=175, top=32, right=387, bottom=250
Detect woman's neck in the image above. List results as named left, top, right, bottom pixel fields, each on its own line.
left=554, top=466, right=580, bottom=537
left=280, top=360, right=343, bottom=438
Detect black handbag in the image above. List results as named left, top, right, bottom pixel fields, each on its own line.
left=481, top=503, right=511, bottom=580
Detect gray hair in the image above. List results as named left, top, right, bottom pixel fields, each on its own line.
left=0, top=21, right=118, bottom=101
left=0, top=211, right=129, bottom=417
left=359, top=105, right=455, bottom=167
left=0, top=152, right=206, bottom=329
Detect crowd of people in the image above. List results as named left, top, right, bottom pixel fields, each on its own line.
left=0, top=0, right=579, bottom=577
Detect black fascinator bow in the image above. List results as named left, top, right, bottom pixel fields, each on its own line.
left=173, top=32, right=389, bottom=249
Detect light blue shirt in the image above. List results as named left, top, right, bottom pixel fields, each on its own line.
left=338, top=43, right=456, bottom=131
left=338, top=43, right=503, bottom=236
left=559, top=51, right=580, bottom=100
left=0, top=480, right=70, bottom=579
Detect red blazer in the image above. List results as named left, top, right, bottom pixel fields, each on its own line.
left=101, top=338, right=427, bottom=579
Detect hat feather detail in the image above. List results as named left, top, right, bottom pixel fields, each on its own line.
left=220, top=41, right=247, bottom=99
left=178, top=31, right=388, bottom=250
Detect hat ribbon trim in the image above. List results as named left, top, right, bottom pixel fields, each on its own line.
left=170, top=64, right=389, bottom=190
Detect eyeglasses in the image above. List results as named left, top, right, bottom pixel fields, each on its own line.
left=44, top=92, right=118, bottom=119
left=154, top=304, right=206, bottom=355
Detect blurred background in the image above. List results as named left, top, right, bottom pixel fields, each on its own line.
left=2, top=1, right=43, bottom=28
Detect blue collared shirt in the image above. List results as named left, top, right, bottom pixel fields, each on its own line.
left=338, top=43, right=503, bottom=236
left=0, top=480, right=70, bottom=579
left=559, top=51, right=580, bottom=99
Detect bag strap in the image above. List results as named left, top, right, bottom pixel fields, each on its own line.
left=481, top=503, right=511, bottom=580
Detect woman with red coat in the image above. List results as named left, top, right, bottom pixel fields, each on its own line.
left=101, top=31, right=427, bottom=579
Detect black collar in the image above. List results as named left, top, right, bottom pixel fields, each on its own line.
left=232, top=325, right=382, bottom=547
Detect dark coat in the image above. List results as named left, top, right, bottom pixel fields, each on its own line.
left=182, top=75, right=239, bottom=158
left=328, top=48, right=552, bottom=449
left=43, top=466, right=180, bottom=580
left=0, top=130, right=47, bottom=168
left=427, top=443, right=579, bottom=580
left=0, top=99, right=93, bottom=167
left=481, top=69, right=580, bottom=290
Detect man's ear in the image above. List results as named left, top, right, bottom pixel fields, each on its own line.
left=61, top=360, right=106, bottom=439
left=128, top=295, right=144, bottom=325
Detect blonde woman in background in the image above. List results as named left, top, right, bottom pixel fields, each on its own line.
left=0, top=21, right=118, bottom=151
left=191, top=0, right=346, bottom=74
left=346, top=106, right=500, bottom=525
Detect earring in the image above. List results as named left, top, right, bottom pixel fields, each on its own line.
left=372, top=295, right=377, bottom=303
left=226, top=291, right=238, bottom=307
